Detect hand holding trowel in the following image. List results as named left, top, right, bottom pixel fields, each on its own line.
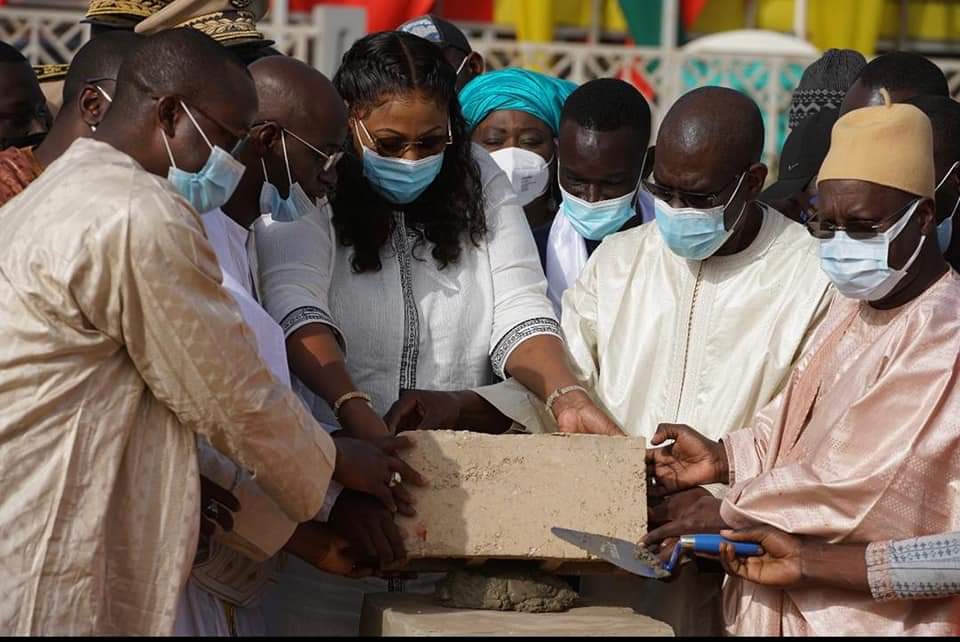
left=551, top=527, right=762, bottom=578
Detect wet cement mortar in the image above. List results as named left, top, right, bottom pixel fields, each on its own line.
left=435, top=568, right=578, bottom=613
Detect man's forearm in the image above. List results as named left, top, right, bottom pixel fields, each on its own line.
left=454, top=391, right=513, bottom=434
left=800, top=540, right=870, bottom=593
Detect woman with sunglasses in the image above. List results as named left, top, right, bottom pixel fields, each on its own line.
left=256, top=31, right=622, bottom=636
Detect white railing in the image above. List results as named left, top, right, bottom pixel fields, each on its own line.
left=0, top=5, right=361, bottom=76
left=0, top=6, right=88, bottom=64
left=468, top=39, right=816, bottom=163
left=4, top=5, right=960, bottom=166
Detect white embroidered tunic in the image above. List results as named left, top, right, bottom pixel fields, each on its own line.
left=256, top=145, right=560, bottom=423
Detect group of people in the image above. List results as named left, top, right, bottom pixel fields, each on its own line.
left=0, top=0, right=957, bottom=636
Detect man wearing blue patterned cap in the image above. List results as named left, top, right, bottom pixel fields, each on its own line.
left=398, top=14, right=484, bottom=91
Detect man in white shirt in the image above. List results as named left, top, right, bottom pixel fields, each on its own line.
left=544, top=77, right=655, bottom=314
left=388, top=87, right=835, bottom=635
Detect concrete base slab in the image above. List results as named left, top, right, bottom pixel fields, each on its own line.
left=360, top=592, right=674, bottom=637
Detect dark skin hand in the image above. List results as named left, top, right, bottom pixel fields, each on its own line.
left=329, top=489, right=408, bottom=567
left=199, top=475, right=241, bottom=538
left=817, top=180, right=947, bottom=310
left=643, top=495, right=727, bottom=566
left=384, top=389, right=513, bottom=434
left=506, top=335, right=626, bottom=436
left=557, top=119, right=649, bottom=203
left=716, top=526, right=870, bottom=593
left=384, top=341, right=624, bottom=439
left=652, top=87, right=769, bottom=257
left=473, top=109, right=557, bottom=228
left=195, top=476, right=241, bottom=565
left=647, top=486, right=711, bottom=526
left=284, top=519, right=373, bottom=578
left=645, top=423, right=729, bottom=496
left=332, top=434, right=427, bottom=514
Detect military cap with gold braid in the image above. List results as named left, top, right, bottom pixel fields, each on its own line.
left=32, top=63, right=69, bottom=83
left=135, top=0, right=272, bottom=47
left=84, top=0, right=166, bottom=29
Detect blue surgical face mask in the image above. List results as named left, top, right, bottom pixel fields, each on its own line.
left=818, top=199, right=925, bottom=301
left=653, top=173, right=747, bottom=260
left=559, top=183, right=637, bottom=241
left=355, top=120, right=445, bottom=205
left=162, top=100, right=246, bottom=214
left=259, top=129, right=317, bottom=222
left=937, top=215, right=953, bottom=253
left=935, top=161, right=959, bottom=253
left=557, top=151, right=646, bottom=241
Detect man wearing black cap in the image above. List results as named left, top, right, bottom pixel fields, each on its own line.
left=788, top=48, right=865, bottom=130
left=398, top=14, right=484, bottom=91
left=761, top=108, right=838, bottom=223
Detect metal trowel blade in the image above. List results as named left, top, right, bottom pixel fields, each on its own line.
left=550, top=527, right=669, bottom=579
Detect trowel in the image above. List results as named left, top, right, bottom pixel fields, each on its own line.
left=551, top=527, right=762, bottom=578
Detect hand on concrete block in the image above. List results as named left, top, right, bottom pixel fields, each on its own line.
left=284, top=520, right=372, bottom=578
left=332, top=434, right=428, bottom=513
left=551, top=388, right=626, bottom=436
left=645, top=424, right=728, bottom=495
left=329, top=489, right=407, bottom=567
left=384, top=390, right=512, bottom=435
left=392, top=431, right=647, bottom=563
left=643, top=495, right=726, bottom=566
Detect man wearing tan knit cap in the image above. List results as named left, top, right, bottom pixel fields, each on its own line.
left=645, top=89, right=960, bottom=635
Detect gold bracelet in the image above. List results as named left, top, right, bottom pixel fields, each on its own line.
left=333, top=391, right=373, bottom=419
left=545, top=384, right=589, bottom=422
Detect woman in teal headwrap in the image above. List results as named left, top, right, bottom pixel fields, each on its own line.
left=460, top=68, right=576, bottom=235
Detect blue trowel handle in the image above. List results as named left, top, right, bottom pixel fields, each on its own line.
left=679, top=534, right=762, bottom=556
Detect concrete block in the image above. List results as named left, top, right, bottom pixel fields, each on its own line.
left=360, top=592, right=674, bottom=636
left=396, top=431, right=646, bottom=562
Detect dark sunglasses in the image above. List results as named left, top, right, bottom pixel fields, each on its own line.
left=642, top=172, right=744, bottom=210
left=805, top=198, right=920, bottom=240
